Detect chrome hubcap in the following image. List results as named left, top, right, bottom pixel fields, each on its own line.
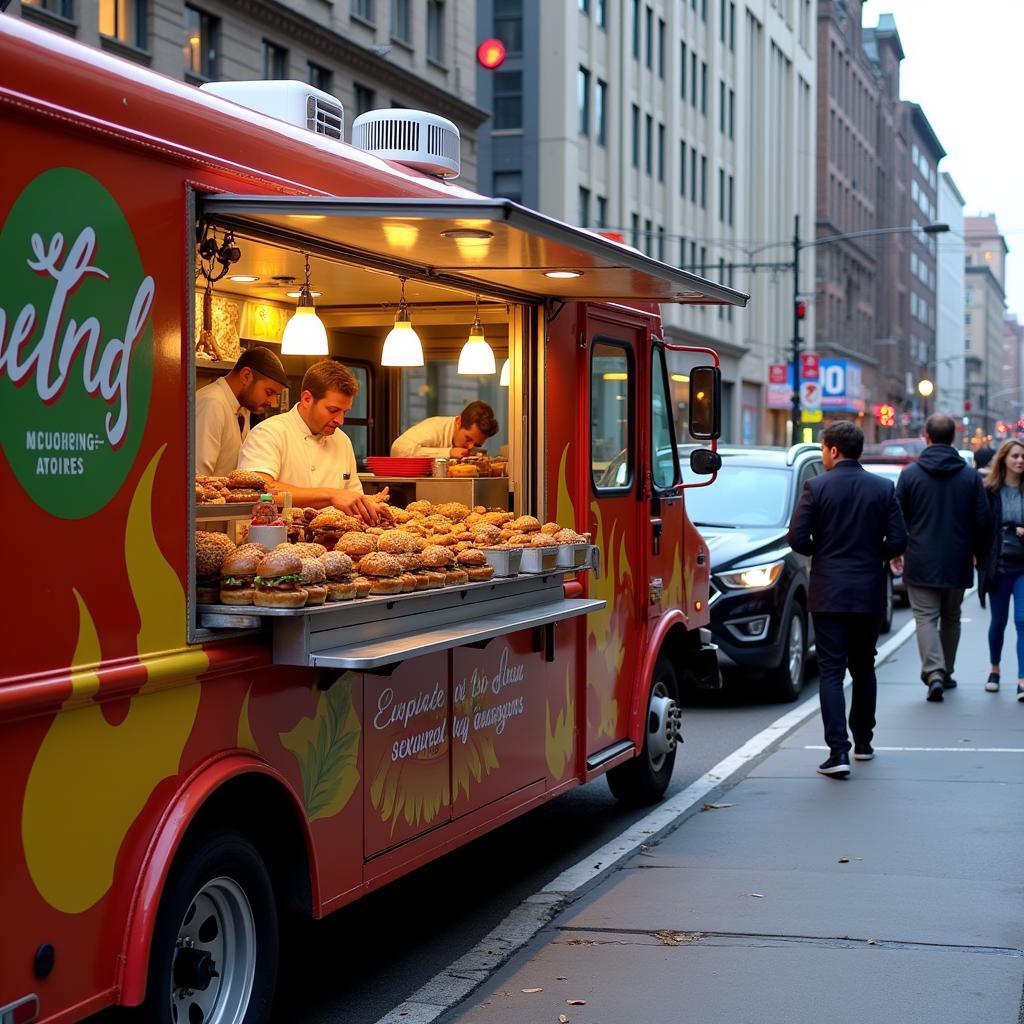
left=788, top=614, right=804, bottom=683
left=170, top=876, right=256, bottom=1024
left=647, top=680, right=682, bottom=770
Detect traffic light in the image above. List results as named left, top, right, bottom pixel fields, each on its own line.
left=964, top=400, right=972, bottom=412
left=476, top=38, right=507, bottom=69
left=795, top=300, right=807, bottom=320
left=874, top=403, right=895, bottom=428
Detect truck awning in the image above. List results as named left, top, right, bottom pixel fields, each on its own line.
left=199, top=195, right=748, bottom=307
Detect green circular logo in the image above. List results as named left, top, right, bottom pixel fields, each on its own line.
left=0, top=168, right=154, bottom=519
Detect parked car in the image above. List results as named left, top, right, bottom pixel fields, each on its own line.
left=863, top=437, right=925, bottom=462
left=863, top=461, right=909, bottom=605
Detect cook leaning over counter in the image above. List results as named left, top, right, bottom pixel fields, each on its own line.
left=390, top=400, right=499, bottom=460
left=194, top=347, right=288, bottom=477
left=238, top=360, right=381, bottom=524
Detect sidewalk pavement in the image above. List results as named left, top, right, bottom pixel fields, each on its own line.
left=440, top=606, right=1024, bottom=1024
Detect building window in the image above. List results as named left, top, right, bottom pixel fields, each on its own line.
left=351, top=0, right=374, bottom=23
left=578, top=186, right=591, bottom=227
left=728, top=174, right=734, bottom=225
left=631, top=213, right=640, bottom=249
left=719, top=80, right=725, bottom=132
left=657, top=122, right=664, bottom=181
left=728, top=88, right=734, bottom=138
left=729, top=1, right=735, bottom=49
left=22, top=0, right=74, bottom=19
left=679, top=140, right=687, bottom=196
left=701, top=61, right=707, bottom=115
left=690, top=52, right=698, bottom=108
left=579, top=0, right=589, bottom=10
left=657, top=225, right=665, bottom=261
left=631, top=0, right=640, bottom=58
left=262, top=40, right=288, bottom=79
left=690, top=240, right=697, bottom=270
left=578, top=66, right=590, bottom=136
left=596, top=0, right=606, bottom=28
left=391, top=0, right=410, bottom=41
left=645, top=5, right=653, bottom=67
left=426, top=0, right=444, bottom=63
left=493, top=70, right=522, bottom=129
left=596, top=79, right=607, bottom=146
left=645, top=113, right=653, bottom=174
left=596, top=195, right=607, bottom=228
left=354, top=82, right=376, bottom=116
left=700, top=155, right=707, bottom=208
left=492, top=171, right=522, bottom=204
left=644, top=218, right=653, bottom=255
left=100, top=0, right=145, bottom=47
left=307, top=62, right=332, bottom=92
left=701, top=0, right=707, bottom=20
left=658, top=17, right=665, bottom=77
left=690, top=148, right=697, bottom=201
left=718, top=168, right=725, bottom=220
left=680, top=42, right=687, bottom=99
left=631, top=104, right=640, bottom=167
left=494, top=0, right=522, bottom=53
left=184, top=5, right=218, bottom=80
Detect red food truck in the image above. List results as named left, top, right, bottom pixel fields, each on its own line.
left=0, top=17, right=746, bottom=1024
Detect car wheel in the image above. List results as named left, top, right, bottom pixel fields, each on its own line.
left=768, top=603, right=807, bottom=703
left=607, top=656, right=682, bottom=806
left=880, top=571, right=894, bottom=635
left=133, top=831, right=278, bottom=1024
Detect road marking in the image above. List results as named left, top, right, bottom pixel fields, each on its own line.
left=805, top=745, right=1024, bottom=753
left=373, top=615, right=919, bottom=1024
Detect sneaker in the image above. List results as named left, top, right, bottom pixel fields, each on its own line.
left=926, top=678, right=944, bottom=702
left=853, top=743, right=874, bottom=761
left=1017, top=683, right=1024, bottom=703
left=985, top=673, right=1000, bottom=693
left=943, top=672, right=957, bottom=690
left=817, top=752, right=851, bottom=778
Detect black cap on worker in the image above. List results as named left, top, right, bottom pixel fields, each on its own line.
left=235, top=347, right=288, bottom=388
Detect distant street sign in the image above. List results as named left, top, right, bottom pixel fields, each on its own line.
left=800, top=379, right=822, bottom=411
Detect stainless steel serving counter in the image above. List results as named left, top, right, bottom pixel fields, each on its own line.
left=359, top=474, right=511, bottom=510
left=197, top=572, right=603, bottom=671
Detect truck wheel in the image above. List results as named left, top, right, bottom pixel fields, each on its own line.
left=137, top=831, right=278, bottom=1024
left=768, top=604, right=806, bottom=703
left=607, top=657, right=682, bottom=806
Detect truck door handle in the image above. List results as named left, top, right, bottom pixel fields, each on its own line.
left=651, top=517, right=663, bottom=556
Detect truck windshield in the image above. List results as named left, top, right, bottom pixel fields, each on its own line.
left=685, top=466, right=792, bottom=528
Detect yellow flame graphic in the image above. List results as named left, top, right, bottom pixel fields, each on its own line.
left=555, top=442, right=577, bottom=531
left=22, top=447, right=206, bottom=913
left=237, top=685, right=259, bottom=753
left=545, top=671, right=574, bottom=781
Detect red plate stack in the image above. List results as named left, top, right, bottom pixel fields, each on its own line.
left=364, top=456, right=434, bottom=477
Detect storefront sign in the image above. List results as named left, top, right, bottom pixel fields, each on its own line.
left=800, top=379, right=822, bottom=411
left=768, top=363, right=793, bottom=409
left=820, top=359, right=865, bottom=413
left=0, top=168, right=154, bottom=518
left=800, top=353, right=820, bottom=381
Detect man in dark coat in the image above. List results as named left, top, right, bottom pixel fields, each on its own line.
left=895, top=413, right=991, bottom=702
left=788, top=421, right=907, bottom=778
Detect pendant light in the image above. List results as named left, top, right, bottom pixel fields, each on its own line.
left=281, top=254, right=329, bottom=356
left=381, top=277, right=424, bottom=367
left=499, top=358, right=510, bottom=386
left=458, top=295, right=496, bottom=375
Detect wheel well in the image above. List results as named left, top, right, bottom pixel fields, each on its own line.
left=659, top=622, right=705, bottom=689
left=181, top=774, right=313, bottom=917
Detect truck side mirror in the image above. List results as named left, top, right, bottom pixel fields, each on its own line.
left=688, top=365, right=721, bottom=440
left=690, top=448, right=722, bottom=475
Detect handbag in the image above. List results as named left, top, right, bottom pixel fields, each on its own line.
left=1000, top=488, right=1024, bottom=569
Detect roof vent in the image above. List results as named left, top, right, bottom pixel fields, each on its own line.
left=199, top=80, right=344, bottom=141
left=351, top=109, right=460, bottom=178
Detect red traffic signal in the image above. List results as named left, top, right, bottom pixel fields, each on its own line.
left=873, top=403, right=896, bottom=428
left=795, top=300, right=807, bottom=320
left=477, top=38, right=507, bottom=69
left=964, top=400, right=972, bottom=412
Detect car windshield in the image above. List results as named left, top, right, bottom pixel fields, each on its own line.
left=685, top=465, right=793, bottom=527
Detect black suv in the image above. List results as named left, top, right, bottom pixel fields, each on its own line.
left=683, top=444, right=895, bottom=702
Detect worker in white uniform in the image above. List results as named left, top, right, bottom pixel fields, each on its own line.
left=194, top=347, right=287, bottom=477
left=239, top=359, right=380, bottom=524
left=390, top=401, right=499, bottom=459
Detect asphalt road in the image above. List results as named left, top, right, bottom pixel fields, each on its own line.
left=269, top=603, right=914, bottom=1024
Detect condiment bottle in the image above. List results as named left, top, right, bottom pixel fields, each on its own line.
left=251, top=493, right=279, bottom=526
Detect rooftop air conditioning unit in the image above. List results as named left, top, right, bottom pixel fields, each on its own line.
left=351, top=109, right=460, bottom=179
left=200, top=80, right=344, bottom=141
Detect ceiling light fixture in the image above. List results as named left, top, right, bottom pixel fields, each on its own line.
left=381, top=277, right=424, bottom=367
left=228, top=274, right=260, bottom=283
left=281, top=254, right=329, bottom=356
left=458, top=295, right=496, bottom=375
left=499, top=358, right=510, bottom=387
left=286, top=290, right=322, bottom=298
left=543, top=269, right=583, bottom=279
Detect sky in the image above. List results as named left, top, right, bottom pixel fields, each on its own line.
left=865, top=1, right=1024, bottom=318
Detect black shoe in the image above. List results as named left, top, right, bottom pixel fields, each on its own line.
left=927, top=678, right=944, bottom=702
left=817, top=752, right=851, bottom=778
left=986, top=673, right=1000, bottom=693
left=853, top=743, right=874, bottom=761
left=1017, top=683, right=1024, bottom=703
left=943, top=672, right=957, bottom=690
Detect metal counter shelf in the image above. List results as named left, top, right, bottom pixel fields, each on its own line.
left=197, top=572, right=603, bottom=671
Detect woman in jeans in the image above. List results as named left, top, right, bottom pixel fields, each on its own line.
left=980, top=439, right=1024, bottom=701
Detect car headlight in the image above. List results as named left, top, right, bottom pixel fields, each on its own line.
left=718, top=560, right=784, bottom=590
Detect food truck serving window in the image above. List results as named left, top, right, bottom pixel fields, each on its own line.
left=651, top=346, right=681, bottom=492
left=591, top=340, right=634, bottom=493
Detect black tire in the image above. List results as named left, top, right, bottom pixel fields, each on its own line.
left=134, top=831, right=278, bottom=1024
left=768, top=603, right=807, bottom=703
left=607, top=657, right=681, bottom=806
left=880, top=572, right=894, bottom=635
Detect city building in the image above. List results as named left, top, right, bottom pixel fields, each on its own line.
left=964, top=214, right=1009, bottom=437
left=475, top=0, right=816, bottom=444
left=935, top=171, right=966, bottom=424
left=13, top=0, right=487, bottom=186
left=1003, top=313, right=1023, bottom=430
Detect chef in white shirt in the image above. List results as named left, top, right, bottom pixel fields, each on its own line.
left=390, top=401, right=499, bottom=459
left=194, top=347, right=287, bottom=477
left=239, top=359, right=381, bottom=524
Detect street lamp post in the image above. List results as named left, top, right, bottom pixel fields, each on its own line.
left=788, top=218, right=950, bottom=442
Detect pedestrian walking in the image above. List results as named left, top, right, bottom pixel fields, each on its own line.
left=895, top=414, right=991, bottom=703
left=978, top=437, right=1024, bottom=702
left=788, top=421, right=908, bottom=778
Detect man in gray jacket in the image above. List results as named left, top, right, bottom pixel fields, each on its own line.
left=895, top=413, right=992, bottom=702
